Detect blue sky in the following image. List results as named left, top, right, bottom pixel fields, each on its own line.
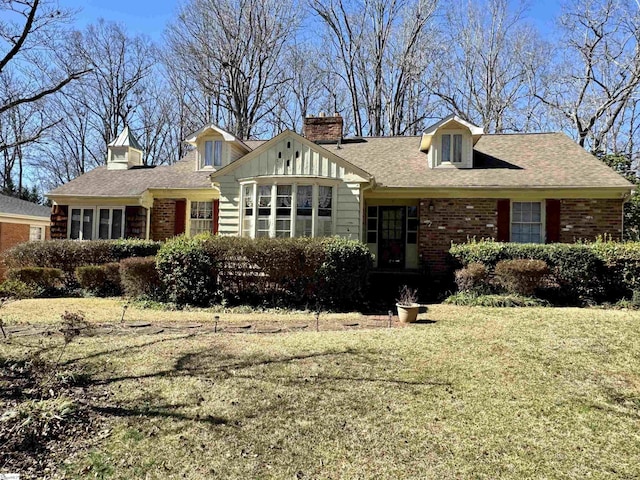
left=61, top=0, right=562, bottom=42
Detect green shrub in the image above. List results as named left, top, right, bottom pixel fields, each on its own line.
left=75, top=263, right=122, bottom=297
left=156, top=235, right=373, bottom=309
left=454, top=262, right=488, bottom=293
left=494, top=259, right=549, bottom=296
left=120, top=257, right=163, bottom=300
left=0, top=279, right=38, bottom=299
left=6, top=267, right=63, bottom=297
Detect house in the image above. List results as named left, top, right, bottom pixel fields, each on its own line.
left=0, top=193, right=51, bottom=277
left=46, top=115, right=633, bottom=276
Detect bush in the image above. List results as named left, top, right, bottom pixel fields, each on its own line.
left=119, top=257, right=163, bottom=300
left=3, top=239, right=162, bottom=289
left=75, top=263, right=122, bottom=297
left=6, top=267, right=63, bottom=297
left=0, top=279, right=38, bottom=299
left=444, top=292, right=549, bottom=307
left=494, top=259, right=549, bottom=296
left=156, top=235, right=373, bottom=309
left=454, top=262, right=488, bottom=293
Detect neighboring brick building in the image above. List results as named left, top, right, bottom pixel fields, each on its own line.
left=47, top=115, right=633, bottom=277
left=0, top=194, right=51, bottom=278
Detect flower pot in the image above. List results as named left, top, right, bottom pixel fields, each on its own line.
left=396, top=303, right=420, bottom=323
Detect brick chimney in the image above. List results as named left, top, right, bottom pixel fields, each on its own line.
left=303, top=113, right=343, bottom=143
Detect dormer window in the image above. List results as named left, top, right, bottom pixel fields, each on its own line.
left=204, top=140, right=223, bottom=167
left=442, top=134, right=463, bottom=163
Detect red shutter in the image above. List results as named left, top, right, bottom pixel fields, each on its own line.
left=497, top=199, right=510, bottom=242
left=213, top=200, right=219, bottom=235
left=174, top=199, right=186, bottom=236
left=545, top=199, right=561, bottom=243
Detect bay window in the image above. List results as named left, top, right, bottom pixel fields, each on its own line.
left=241, top=182, right=334, bottom=238
left=70, top=207, right=124, bottom=240
left=511, top=201, right=543, bottom=243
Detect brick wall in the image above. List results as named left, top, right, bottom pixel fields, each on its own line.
left=303, top=114, right=343, bottom=143
left=151, top=199, right=177, bottom=241
left=418, top=198, right=498, bottom=275
left=559, top=198, right=623, bottom=241
left=0, top=222, right=30, bottom=278
left=125, top=206, right=147, bottom=239
left=50, top=205, right=68, bottom=239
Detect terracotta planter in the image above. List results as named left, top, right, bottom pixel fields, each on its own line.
left=396, top=303, right=420, bottom=323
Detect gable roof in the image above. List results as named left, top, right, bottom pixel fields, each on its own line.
left=210, top=129, right=374, bottom=181
left=335, top=132, right=632, bottom=189
left=184, top=124, right=252, bottom=152
left=0, top=194, right=50, bottom=218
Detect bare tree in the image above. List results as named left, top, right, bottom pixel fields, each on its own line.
left=166, top=0, right=300, bottom=140
left=534, top=0, right=640, bottom=151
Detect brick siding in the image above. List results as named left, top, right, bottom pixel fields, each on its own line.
left=50, top=205, right=68, bottom=239
left=125, top=206, right=147, bottom=239
left=151, top=199, right=177, bottom=241
left=0, top=222, right=30, bottom=278
left=418, top=198, right=498, bottom=275
left=559, top=198, right=623, bottom=242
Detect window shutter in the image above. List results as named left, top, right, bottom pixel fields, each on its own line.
left=497, top=199, right=510, bottom=242
left=213, top=200, right=219, bottom=235
left=545, top=199, right=561, bottom=243
left=174, top=200, right=186, bottom=236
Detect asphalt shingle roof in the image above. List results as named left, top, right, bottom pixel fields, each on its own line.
left=0, top=194, right=50, bottom=218
left=47, top=132, right=632, bottom=197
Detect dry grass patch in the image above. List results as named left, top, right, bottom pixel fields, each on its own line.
left=2, top=305, right=640, bottom=478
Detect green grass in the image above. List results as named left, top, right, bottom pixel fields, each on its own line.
left=3, top=304, right=640, bottom=478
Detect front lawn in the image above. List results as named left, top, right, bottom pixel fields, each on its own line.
left=2, top=302, right=640, bottom=478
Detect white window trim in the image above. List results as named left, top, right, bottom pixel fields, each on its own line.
left=68, top=206, right=125, bottom=240
left=239, top=178, right=339, bottom=238
left=198, top=137, right=228, bottom=171
left=510, top=200, right=546, bottom=244
left=187, top=199, right=215, bottom=237
left=29, top=225, right=45, bottom=242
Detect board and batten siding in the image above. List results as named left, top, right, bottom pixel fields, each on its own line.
left=215, top=133, right=367, bottom=239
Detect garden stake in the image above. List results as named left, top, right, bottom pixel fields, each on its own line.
left=315, top=311, right=320, bottom=332
left=214, top=315, right=220, bottom=333
left=0, top=318, right=5, bottom=339
left=120, top=303, right=128, bottom=323
left=388, top=310, right=393, bottom=328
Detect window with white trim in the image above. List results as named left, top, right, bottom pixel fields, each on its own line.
left=203, top=140, right=223, bottom=168
left=70, top=207, right=124, bottom=240
left=190, top=201, right=213, bottom=236
left=241, top=183, right=334, bottom=238
left=511, top=201, right=543, bottom=243
left=29, top=225, right=44, bottom=241
left=442, top=133, right=462, bottom=163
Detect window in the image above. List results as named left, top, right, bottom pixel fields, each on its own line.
left=190, top=201, right=213, bottom=236
left=203, top=140, right=223, bottom=167
left=296, top=185, right=313, bottom=237
left=29, top=226, right=44, bottom=241
left=512, top=202, right=542, bottom=243
left=70, top=207, right=124, bottom=240
left=366, top=206, right=378, bottom=243
left=241, top=183, right=334, bottom=238
left=242, top=185, right=254, bottom=237
left=441, top=134, right=463, bottom=163
left=406, top=206, right=418, bottom=244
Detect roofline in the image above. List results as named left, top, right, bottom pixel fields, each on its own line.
left=0, top=212, right=51, bottom=222
left=184, top=124, right=252, bottom=152
left=209, top=129, right=375, bottom=182
left=366, top=185, right=633, bottom=199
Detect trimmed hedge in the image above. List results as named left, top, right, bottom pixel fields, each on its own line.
left=120, top=257, right=163, bottom=300
left=449, top=240, right=640, bottom=304
left=75, top=263, right=122, bottom=297
left=494, top=259, right=549, bottom=296
left=6, top=267, right=63, bottom=297
left=156, top=235, right=373, bottom=309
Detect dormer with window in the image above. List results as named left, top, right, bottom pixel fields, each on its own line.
left=185, top=124, right=251, bottom=171
left=419, top=115, right=484, bottom=169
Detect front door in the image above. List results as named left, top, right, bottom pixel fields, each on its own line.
left=378, top=206, right=405, bottom=269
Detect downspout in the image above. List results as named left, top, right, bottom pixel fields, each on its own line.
left=146, top=207, right=151, bottom=240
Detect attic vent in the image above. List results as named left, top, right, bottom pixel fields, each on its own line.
left=295, top=150, right=299, bottom=158
left=287, top=141, right=291, bottom=149
left=278, top=152, right=282, bottom=158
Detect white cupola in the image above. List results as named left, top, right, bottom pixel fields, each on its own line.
left=107, top=126, right=143, bottom=170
